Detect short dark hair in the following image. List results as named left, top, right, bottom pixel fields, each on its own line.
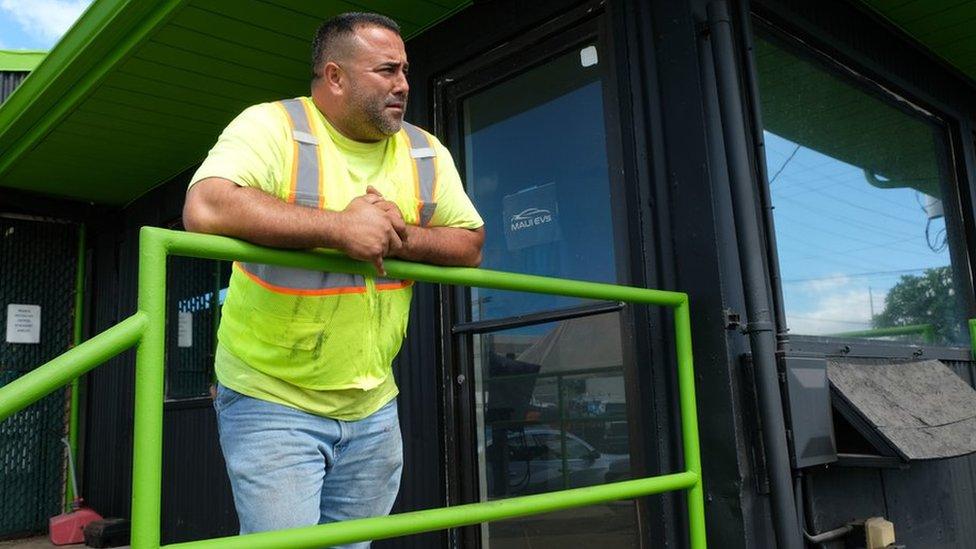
left=311, top=12, right=401, bottom=80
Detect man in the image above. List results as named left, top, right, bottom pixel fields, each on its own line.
left=182, top=12, right=484, bottom=545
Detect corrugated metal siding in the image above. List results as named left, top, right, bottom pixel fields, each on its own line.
left=83, top=225, right=137, bottom=520
left=0, top=71, right=28, bottom=104
left=160, top=400, right=237, bottom=543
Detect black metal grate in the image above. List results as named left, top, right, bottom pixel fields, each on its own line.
left=165, top=257, right=228, bottom=399
left=0, top=217, right=79, bottom=537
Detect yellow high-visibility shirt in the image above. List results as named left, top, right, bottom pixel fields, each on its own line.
left=190, top=97, right=482, bottom=420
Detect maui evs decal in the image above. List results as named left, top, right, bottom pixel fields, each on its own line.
left=503, top=183, right=561, bottom=250
left=510, top=207, right=554, bottom=231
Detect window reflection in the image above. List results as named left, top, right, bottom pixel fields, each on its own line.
left=473, top=313, right=637, bottom=547
left=755, top=33, right=969, bottom=345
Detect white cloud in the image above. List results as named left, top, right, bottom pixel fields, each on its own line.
left=0, top=0, right=92, bottom=46
left=804, top=275, right=852, bottom=294
left=787, top=275, right=885, bottom=336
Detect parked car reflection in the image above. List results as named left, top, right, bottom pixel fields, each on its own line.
left=486, top=426, right=629, bottom=498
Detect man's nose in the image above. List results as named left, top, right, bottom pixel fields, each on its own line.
left=393, top=70, right=409, bottom=96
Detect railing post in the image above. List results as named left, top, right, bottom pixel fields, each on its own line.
left=674, top=298, right=706, bottom=548
left=131, top=227, right=169, bottom=549
left=969, top=319, right=976, bottom=361
left=67, top=222, right=86, bottom=509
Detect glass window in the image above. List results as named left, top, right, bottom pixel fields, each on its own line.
left=754, top=31, right=971, bottom=345
left=458, top=38, right=639, bottom=548
left=463, top=44, right=618, bottom=321
left=474, top=314, right=637, bottom=546
left=165, top=256, right=228, bottom=399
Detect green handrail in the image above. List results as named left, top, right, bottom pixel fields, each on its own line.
left=830, top=323, right=935, bottom=343
left=0, top=227, right=707, bottom=548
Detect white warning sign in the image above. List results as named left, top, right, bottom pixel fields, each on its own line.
left=177, top=311, right=193, bottom=348
left=6, top=304, right=41, bottom=344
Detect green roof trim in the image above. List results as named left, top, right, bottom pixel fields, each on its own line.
left=0, top=0, right=189, bottom=196
left=0, top=1, right=471, bottom=206
left=0, top=50, right=47, bottom=71
left=858, top=0, right=976, bottom=87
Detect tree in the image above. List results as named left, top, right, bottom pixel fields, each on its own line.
left=873, top=266, right=964, bottom=344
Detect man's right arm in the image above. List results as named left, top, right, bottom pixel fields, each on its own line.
left=183, top=177, right=404, bottom=272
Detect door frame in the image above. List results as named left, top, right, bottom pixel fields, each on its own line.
left=431, top=4, right=660, bottom=546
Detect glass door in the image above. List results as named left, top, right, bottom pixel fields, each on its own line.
left=442, top=18, right=642, bottom=549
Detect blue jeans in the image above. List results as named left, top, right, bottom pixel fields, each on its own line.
left=214, top=384, right=403, bottom=548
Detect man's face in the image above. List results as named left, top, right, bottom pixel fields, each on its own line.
left=340, top=26, right=409, bottom=140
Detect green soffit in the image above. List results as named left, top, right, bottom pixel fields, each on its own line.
left=0, top=50, right=47, bottom=71
left=858, top=0, right=976, bottom=85
left=0, top=0, right=471, bottom=206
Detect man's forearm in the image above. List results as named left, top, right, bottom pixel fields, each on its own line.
left=394, top=225, right=484, bottom=267
left=185, top=177, right=477, bottom=270
left=184, top=178, right=347, bottom=249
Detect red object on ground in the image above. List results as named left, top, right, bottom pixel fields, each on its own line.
left=49, top=503, right=104, bottom=545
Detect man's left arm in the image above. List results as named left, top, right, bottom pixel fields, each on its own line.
left=396, top=224, right=484, bottom=267
left=382, top=137, right=485, bottom=267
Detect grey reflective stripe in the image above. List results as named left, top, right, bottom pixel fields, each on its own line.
left=281, top=98, right=313, bottom=134
left=293, top=130, right=317, bottom=144
left=240, top=262, right=365, bottom=292
left=402, top=122, right=437, bottom=227
left=419, top=203, right=437, bottom=227
left=281, top=99, right=320, bottom=206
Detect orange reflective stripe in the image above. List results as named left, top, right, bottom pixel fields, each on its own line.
left=276, top=101, right=299, bottom=204
left=289, top=139, right=299, bottom=204
left=235, top=262, right=366, bottom=296
left=375, top=280, right=414, bottom=291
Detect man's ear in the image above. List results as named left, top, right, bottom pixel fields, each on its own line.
left=323, top=61, right=343, bottom=93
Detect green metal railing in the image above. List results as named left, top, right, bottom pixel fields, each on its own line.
left=829, top=323, right=936, bottom=343
left=66, top=223, right=86, bottom=509
left=0, top=227, right=707, bottom=548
